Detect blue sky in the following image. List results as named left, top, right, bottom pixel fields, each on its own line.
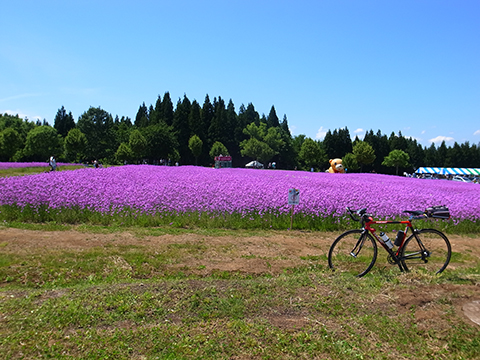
left=1, top=0, right=479, bottom=147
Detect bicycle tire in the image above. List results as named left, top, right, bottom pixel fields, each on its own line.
left=328, top=229, right=378, bottom=277
left=400, top=228, right=451, bottom=274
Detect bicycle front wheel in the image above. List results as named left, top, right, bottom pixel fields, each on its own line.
left=328, top=229, right=377, bottom=277
left=401, top=228, right=451, bottom=274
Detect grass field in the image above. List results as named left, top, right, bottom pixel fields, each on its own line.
left=1, top=225, right=479, bottom=359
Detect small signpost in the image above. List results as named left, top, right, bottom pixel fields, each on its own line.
left=288, top=188, right=299, bottom=229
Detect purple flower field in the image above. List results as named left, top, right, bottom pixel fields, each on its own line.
left=0, top=165, right=478, bottom=221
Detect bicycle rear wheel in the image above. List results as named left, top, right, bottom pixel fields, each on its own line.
left=328, top=229, right=377, bottom=277
left=400, top=228, right=451, bottom=274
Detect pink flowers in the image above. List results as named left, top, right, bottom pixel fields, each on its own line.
left=0, top=165, right=478, bottom=221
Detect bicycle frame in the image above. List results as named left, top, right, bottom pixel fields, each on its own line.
left=356, top=211, right=430, bottom=272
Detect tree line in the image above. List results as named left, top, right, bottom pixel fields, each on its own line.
left=1, top=91, right=480, bottom=174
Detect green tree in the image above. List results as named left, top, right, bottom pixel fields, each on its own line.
left=240, top=137, right=275, bottom=164
left=162, top=92, right=174, bottom=126
left=424, top=143, right=438, bottom=167
left=0, top=128, right=22, bottom=161
left=342, top=153, right=360, bottom=172
left=264, top=127, right=285, bottom=154
left=64, top=128, right=87, bottom=162
left=209, top=141, right=229, bottom=159
left=240, top=122, right=281, bottom=164
left=382, top=149, right=410, bottom=175
left=113, top=116, right=133, bottom=147
left=53, top=106, right=75, bottom=138
left=208, top=97, right=227, bottom=148
left=149, top=95, right=163, bottom=125
left=23, top=126, right=63, bottom=161
left=323, top=128, right=352, bottom=159
left=77, top=107, right=116, bottom=162
left=266, top=105, right=280, bottom=128
left=143, top=123, right=178, bottom=162
left=298, top=138, right=325, bottom=170
left=188, top=135, right=203, bottom=165
left=173, top=95, right=192, bottom=163
left=134, top=102, right=149, bottom=128
left=353, top=141, right=376, bottom=172
left=364, top=129, right=390, bottom=173
left=129, top=129, right=147, bottom=162
left=115, top=142, right=133, bottom=164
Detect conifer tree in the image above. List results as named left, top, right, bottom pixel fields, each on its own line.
left=53, top=106, right=75, bottom=138
left=134, top=102, right=149, bottom=128
left=161, top=92, right=174, bottom=126
left=208, top=97, right=227, bottom=147
left=201, top=94, right=214, bottom=146
left=150, top=95, right=163, bottom=125
left=266, top=106, right=280, bottom=128
left=173, top=95, right=192, bottom=163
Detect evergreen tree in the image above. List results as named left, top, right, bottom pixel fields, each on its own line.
left=53, top=106, right=75, bottom=138
left=209, top=97, right=229, bottom=152
left=188, top=100, right=203, bottom=140
left=405, top=138, right=424, bottom=171
left=173, top=95, right=192, bottom=163
left=225, top=99, right=238, bottom=156
left=234, top=104, right=249, bottom=163
left=438, top=141, right=449, bottom=167
left=323, top=129, right=352, bottom=159
left=201, top=94, right=214, bottom=146
left=161, top=92, right=174, bottom=126
left=271, top=115, right=294, bottom=169
left=338, top=127, right=353, bottom=156
left=389, top=131, right=408, bottom=152
left=364, top=129, right=390, bottom=173
left=150, top=95, right=163, bottom=125
left=134, top=102, right=149, bottom=128
left=266, top=106, right=280, bottom=128
left=424, top=143, right=438, bottom=166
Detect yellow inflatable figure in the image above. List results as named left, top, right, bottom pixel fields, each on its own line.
left=328, top=158, right=345, bottom=173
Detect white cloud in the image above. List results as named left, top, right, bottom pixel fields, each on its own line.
left=289, top=125, right=297, bottom=135
left=474, top=130, right=480, bottom=136
left=429, top=135, right=454, bottom=144
left=354, top=128, right=363, bottom=134
left=315, top=126, right=327, bottom=140
left=1, top=109, right=41, bottom=121
left=421, top=130, right=426, bottom=135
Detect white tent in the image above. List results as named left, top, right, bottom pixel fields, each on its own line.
left=245, top=160, right=263, bottom=168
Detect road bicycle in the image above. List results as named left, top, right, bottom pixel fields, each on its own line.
left=328, top=206, right=452, bottom=277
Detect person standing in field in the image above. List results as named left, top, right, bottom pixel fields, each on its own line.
left=49, top=156, right=57, bottom=171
